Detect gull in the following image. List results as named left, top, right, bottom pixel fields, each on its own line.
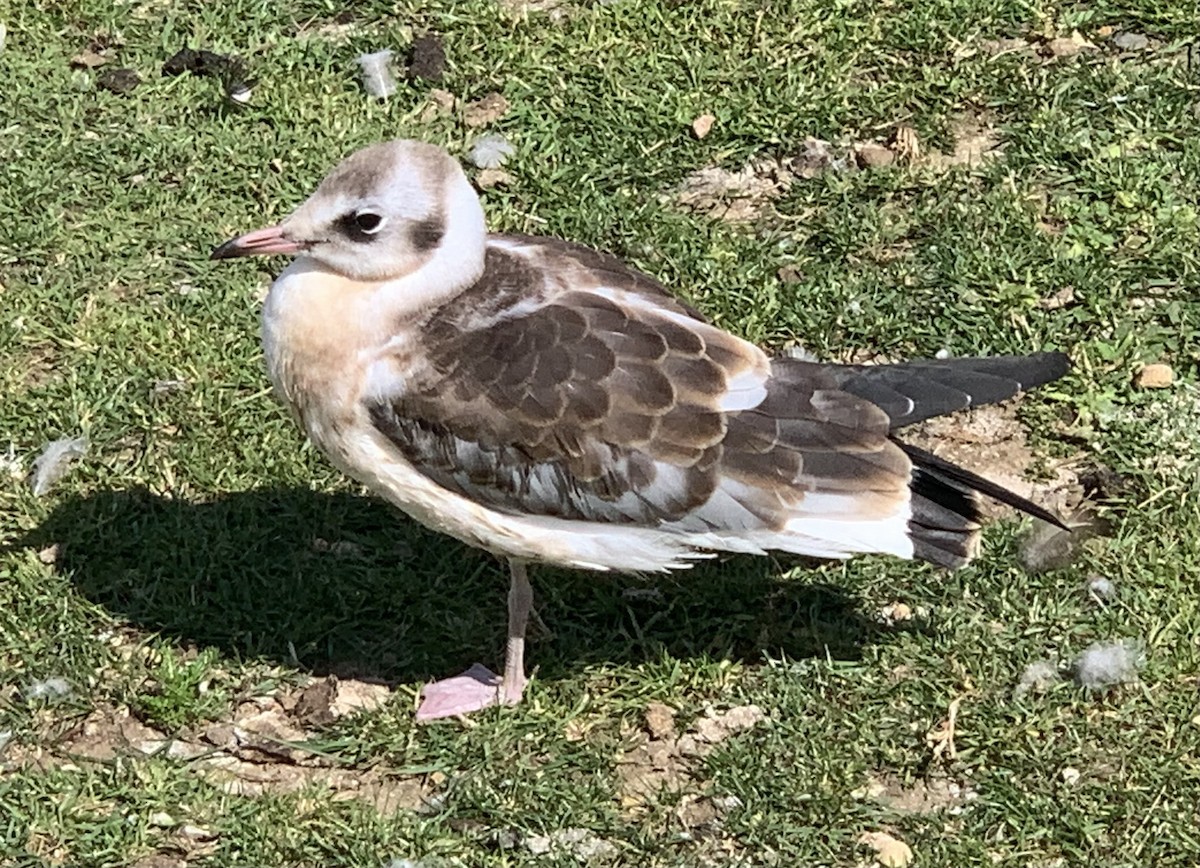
left=212, top=139, right=1068, bottom=720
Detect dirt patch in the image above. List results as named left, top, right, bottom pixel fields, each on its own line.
left=10, top=678, right=430, bottom=816
left=922, top=114, right=1004, bottom=169
left=670, top=139, right=850, bottom=222
left=496, top=0, right=572, bottom=20
left=462, top=92, right=510, bottom=127
left=14, top=342, right=61, bottom=389
left=855, top=770, right=978, bottom=815
left=616, top=704, right=765, bottom=808
left=129, top=856, right=187, bottom=868
left=903, top=403, right=1080, bottom=518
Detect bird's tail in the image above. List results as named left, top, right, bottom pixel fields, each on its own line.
left=831, top=352, right=1071, bottom=568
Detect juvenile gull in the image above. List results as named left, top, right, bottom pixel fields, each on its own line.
left=212, top=139, right=1068, bottom=720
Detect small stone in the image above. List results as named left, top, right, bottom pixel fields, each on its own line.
left=876, top=602, right=913, bottom=625
left=330, top=678, right=390, bottom=717
left=1060, top=767, right=1081, bottom=786
left=691, top=113, right=716, bottom=139
left=776, top=265, right=803, bottom=284
left=71, top=49, right=109, bottom=68
left=292, top=676, right=339, bottom=726
left=475, top=167, right=514, bottom=189
left=417, top=89, right=455, bottom=123
left=148, top=811, right=175, bottom=828
left=643, top=702, right=676, bottom=739
left=1112, top=32, right=1149, bottom=51
left=1038, top=285, right=1076, bottom=310
left=97, top=68, right=141, bottom=94
left=37, top=544, right=59, bottom=565
left=855, top=142, right=896, bottom=168
left=678, top=795, right=720, bottom=828
left=1133, top=363, right=1173, bottom=389
left=1045, top=31, right=1095, bottom=58
left=859, top=831, right=914, bottom=868
left=178, top=824, right=216, bottom=841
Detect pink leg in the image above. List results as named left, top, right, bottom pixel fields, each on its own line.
left=416, top=559, right=532, bottom=721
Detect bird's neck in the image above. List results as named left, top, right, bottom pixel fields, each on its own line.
left=371, top=173, right=489, bottom=320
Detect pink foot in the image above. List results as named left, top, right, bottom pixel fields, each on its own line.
left=416, top=663, right=527, bottom=721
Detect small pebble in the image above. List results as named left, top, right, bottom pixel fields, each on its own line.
left=1133, top=362, right=1173, bottom=389
left=475, top=167, right=514, bottom=189
left=1112, top=32, right=1149, bottom=51
left=855, top=142, right=896, bottom=168
left=691, top=113, right=716, bottom=139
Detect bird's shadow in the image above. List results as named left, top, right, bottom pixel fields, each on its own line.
left=17, top=487, right=896, bottom=686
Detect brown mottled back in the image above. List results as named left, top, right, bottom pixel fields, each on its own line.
left=367, top=237, right=912, bottom=532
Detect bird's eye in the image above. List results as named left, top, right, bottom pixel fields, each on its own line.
left=353, top=211, right=385, bottom=233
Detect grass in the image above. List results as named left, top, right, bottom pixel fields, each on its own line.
left=2, top=0, right=1200, bottom=865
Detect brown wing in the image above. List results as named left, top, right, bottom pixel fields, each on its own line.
left=366, top=240, right=911, bottom=532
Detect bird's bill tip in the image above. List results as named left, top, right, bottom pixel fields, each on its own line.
left=210, top=225, right=304, bottom=260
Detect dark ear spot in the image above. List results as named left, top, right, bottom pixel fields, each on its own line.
left=409, top=216, right=445, bottom=252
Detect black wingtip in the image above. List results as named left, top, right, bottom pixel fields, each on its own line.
left=900, top=441, right=1070, bottom=531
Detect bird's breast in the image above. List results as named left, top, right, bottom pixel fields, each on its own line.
left=260, top=260, right=395, bottom=462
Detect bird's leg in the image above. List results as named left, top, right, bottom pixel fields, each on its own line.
left=415, top=558, right=532, bottom=721
left=500, top=559, right=531, bottom=705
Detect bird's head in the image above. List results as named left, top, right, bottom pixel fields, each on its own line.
left=211, top=139, right=486, bottom=283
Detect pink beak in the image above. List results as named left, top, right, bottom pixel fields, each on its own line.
left=210, top=224, right=306, bottom=260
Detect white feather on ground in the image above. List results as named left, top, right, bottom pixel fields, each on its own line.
left=469, top=133, right=515, bottom=169
left=357, top=50, right=397, bottom=98
left=23, top=676, right=72, bottom=702
left=1013, top=659, right=1061, bottom=698
left=29, top=435, right=88, bottom=496
left=1073, top=640, right=1144, bottom=690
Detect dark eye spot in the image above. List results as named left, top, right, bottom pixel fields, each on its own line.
left=355, top=211, right=383, bottom=233
left=335, top=210, right=386, bottom=241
